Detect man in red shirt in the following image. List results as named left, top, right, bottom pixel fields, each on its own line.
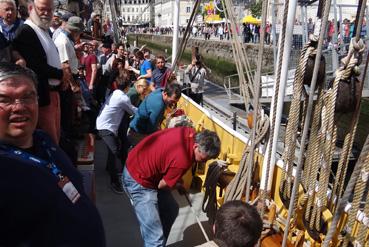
left=122, top=127, right=221, bottom=247
left=83, top=42, right=98, bottom=91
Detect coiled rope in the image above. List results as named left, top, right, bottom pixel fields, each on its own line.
left=223, top=113, right=269, bottom=201
left=220, top=0, right=270, bottom=207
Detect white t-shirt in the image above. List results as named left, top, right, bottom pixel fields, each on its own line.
left=96, top=89, right=137, bottom=136
left=54, top=31, right=79, bottom=74
left=104, top=53, right=117, bottom=73
left=185, top=65, right=206, bottom=94
left=25, top=20, right=61, bottom=86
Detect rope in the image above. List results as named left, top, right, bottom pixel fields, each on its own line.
left=281, top=0, right=331, bottom=244
left=170, top=0, right=201, bottom=71
left=303, top=90, right=324, bottom=224
left=262, top=0, right=290, bottom=211
left=222, top=0, right=254, bottom=108
left=223, top=113, right=269, bottom=202
left=280, top=43, right=315, bottom=200
left=247, top=0, right=269, bottom=206
left=342, top=133, right=368, bottom=246
left=202, top=161, right=227, bottom=225
left=329, top=38, right=366, bottom=211
left=322, top=134, right=369, bottom=247
left=356, top=180, right=369, bottom=245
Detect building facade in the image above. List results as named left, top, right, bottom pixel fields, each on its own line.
left=120, top=0, right=152, bottom=25
left=154, top=0, right=196, bottom=27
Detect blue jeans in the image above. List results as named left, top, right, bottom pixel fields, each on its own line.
left=122, top=167, right=179, bottom=247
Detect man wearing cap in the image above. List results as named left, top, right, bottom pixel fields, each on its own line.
left=13, top=0, right=67, bottom=144
left=54, top=16, right=84, bottom=136
left=49, top=11, right=61, bottom=34
left=52, top=11, right=73, bottom=41
left=99, top=42, right=113, bottom=72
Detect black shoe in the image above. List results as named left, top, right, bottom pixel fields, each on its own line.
left=110, top=181, right=124, bottom=194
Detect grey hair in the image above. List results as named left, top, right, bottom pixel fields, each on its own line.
left=0, top=62, right=38, bottom=87
left=0, top=0, right=16, bottom=7
left=195, top=129, right=221, bottom=159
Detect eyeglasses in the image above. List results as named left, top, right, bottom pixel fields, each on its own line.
left=33, top=4, right=54, bottom=15
left=0, top=94, right=38, bottom=109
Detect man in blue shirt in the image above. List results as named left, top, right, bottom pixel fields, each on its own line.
left=128, top=83, right=181, bottom=146
left=137, top=50, right=152, bottom=83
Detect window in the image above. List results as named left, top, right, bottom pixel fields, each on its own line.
left=128, top=16, right=130, bottom=22
left=122, top=8, right=125, bottom=12
left=186, top=6, right=191, bottom=13
left=136, top=8, right=139, bottom=12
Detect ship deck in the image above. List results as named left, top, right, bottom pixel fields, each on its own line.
left=94, top=139, right=213, bottom=246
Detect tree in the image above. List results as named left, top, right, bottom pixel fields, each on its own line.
left=250, top=1, right=262, bottom=18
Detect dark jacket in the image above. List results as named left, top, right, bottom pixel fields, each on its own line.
left=12, top=23, right=63, bottom=106
left=0, top=130, right=106, bottom=246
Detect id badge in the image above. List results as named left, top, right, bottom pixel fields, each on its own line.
left=58, top=176, right=81, bottom=204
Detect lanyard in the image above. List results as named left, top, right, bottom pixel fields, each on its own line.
left=0, top=141, right=81, bottom=204
left=0, top=142, right=62, bottom=179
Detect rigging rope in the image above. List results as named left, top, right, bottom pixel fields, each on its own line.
left=356, top=182, right=369, bottom=245
left=281, top=0, right=331, bottom=244
left=219, top=0, right=270, bottom=207
left=329, top=44, right=365, bottom=214
left=342, top=131, right=368, bottom=246
left=223, top=113, right=269, bottom=201
left=321, top=0, right=368, bottom=243
left=280, top=43, right=315, bottom=200
left=322, top=134, right=369, bottom=247
left=170, top=0, right=201, bottom=72
left=261, top=0, right=290, bottom=211
left=222, top=0, right=255, bottom=108
left=256, top=0, right=273, bottom=219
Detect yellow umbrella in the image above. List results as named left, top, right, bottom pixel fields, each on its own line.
left=242, top=15, right=261, bottom=25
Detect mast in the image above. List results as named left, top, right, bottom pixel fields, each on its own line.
left=108, top=0, right=120, bottom=43
left=172, top=0, right=180, bottom=65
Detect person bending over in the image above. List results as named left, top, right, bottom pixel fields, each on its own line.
left=123, top=127, right=221, bottom=247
